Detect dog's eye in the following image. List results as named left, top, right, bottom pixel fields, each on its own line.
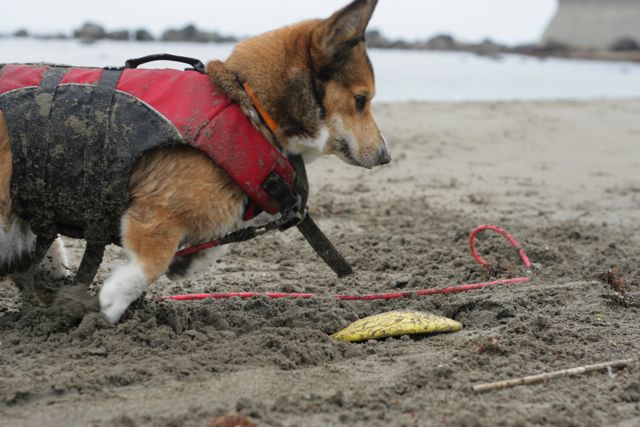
left=355, top=95, right=367, bottom=112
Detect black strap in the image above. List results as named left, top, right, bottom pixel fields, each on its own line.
left=262, top=172, right=301, bottom=217
left=261, top=155, right=307, bottom=230
left=84, top=68, right=124, bottom=243
left=289, top=157, right=353, bottom=277
left=28, top=67, right=67, bottom=238
left=296, top=215, right=354, bottom=278
left=290, top=155, right=310, bottom=205
left=266, top=155, right=354, bottom=278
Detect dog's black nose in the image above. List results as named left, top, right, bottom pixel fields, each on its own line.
left=378, top=145, right=391, bottom=165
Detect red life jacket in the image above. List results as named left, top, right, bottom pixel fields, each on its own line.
left=0, top=63, right=297, bottom=243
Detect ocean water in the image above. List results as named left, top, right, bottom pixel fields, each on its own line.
left=2, top=38, right=640, bottom=102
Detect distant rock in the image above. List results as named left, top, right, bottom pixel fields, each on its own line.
left=512, top=40, right=571, bottom=57
left=367, top=30, right=449, bottom=50
left=610, top=37, right=640, bottom=51
left=37, top=32, right=68, bottom=40
left=73, top=22, right=106, bottom=41
left=472, top=39, right=504, bottom=57
left=366, top=29, right=392, bottom=48
left=162, top=24, right=195, bottom=42
left=7, top=23, right=640, bottom=64
left=135, top=29, right=154, bottom=42
left=425, top=34, right=457, bottom=50
left=106, top=30, right=129, bottom=41
left=161, top=24, right=237, bottom=43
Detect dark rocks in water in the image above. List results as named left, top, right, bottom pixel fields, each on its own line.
left=37, top=32, right=68, bottom=40
left=13, top=29, right=29, bottom=38
left=210, top=33, right=239, bottom=44
left=610, top=37, right=640, bottom=51
left=455, top=38, right=506, bottom=58
left=9, top=23, right=640, bottom=63
left=365, top=29, right=394, bottom=48
left=161, top=24, right=237, bottom=43
left=367, top=30, right=457, bottom=50
left=426, top=34, right=457, bottom=50
left=162, top=24, right=199, bottom=42
left=106, top=30, right=130, bottom=41
left=135, top=29, right=155, bottom=42
left=539, top=40, right=572, bottom=55
left=73, top=22, right=106, bottom=41
left=512, top=40, right=571, bottom=57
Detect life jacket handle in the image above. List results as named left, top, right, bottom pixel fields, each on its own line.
left=124, top=54, right=206, bottom=73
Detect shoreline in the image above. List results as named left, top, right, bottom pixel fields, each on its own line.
left=3, top=39, right=640, bottom=103
left=4, top=23, right=640, bottom=64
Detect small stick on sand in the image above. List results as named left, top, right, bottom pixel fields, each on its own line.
left=472, top=358, right=635, bottom=393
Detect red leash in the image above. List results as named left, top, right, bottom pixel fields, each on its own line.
left=175, top=240, right=221, bottom=258
left=469, top=224, right=531, bottom=269
left=157, top=225, right=532, bottom=302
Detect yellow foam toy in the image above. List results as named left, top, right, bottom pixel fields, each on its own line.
left=331, top=310, right=462, bottom=343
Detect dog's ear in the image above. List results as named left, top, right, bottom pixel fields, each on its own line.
left=314, top=0, right=378, bottom=61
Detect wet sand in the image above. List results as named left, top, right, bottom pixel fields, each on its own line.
left=1, top=99, right=639, bottom=426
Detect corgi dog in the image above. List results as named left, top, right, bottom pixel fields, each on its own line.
left=0, top=0, right=389, bottom=324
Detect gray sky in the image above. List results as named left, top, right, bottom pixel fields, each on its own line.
left=5, top=0, right=557, bottom=44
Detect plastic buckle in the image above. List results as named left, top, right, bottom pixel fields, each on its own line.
left=262, top=172, right=305, bottom=231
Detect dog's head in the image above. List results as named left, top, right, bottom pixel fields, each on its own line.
left=224, top=0, right=389, bottom=169
left=309, top=0, right=389, bottom=169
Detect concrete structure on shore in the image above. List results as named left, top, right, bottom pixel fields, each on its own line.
left=542, top=0, right=640, bottom=49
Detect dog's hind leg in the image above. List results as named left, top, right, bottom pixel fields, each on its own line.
left=0, top=110, right=35, bottom=276
left=29, top=237, right=73, bottom=306
left=0, top=218, right=36, bottom=276
left=40, top=237, right=71, bottom=280
left=12, top=236, right=54, bottom=306
left=99, top=208, right=185, bottom=324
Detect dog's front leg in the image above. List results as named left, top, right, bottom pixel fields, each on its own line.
left=99, top=208, right=185, bottom=324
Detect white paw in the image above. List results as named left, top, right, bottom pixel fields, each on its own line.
left=100, top=301, right=128, bottom=325
left=99, top=285, right=129, bottom=324
left=99, top=262, right=147, bottom=324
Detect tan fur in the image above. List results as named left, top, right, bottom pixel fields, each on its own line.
left=0, top=111, right=12, bottom=220
left=125, top=146, right=245, bottom=279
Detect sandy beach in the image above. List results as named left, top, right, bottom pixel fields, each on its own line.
left=1, top=99, right=639, bottom=426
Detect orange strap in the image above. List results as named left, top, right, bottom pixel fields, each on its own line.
left=243, top=82, right=278, bottom=134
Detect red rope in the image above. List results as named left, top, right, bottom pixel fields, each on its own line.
left=175, top=240, right=220, bottom=258
left=157, top=224, right=532, bottom=302
left=469, top=224, right=532, bottom=269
